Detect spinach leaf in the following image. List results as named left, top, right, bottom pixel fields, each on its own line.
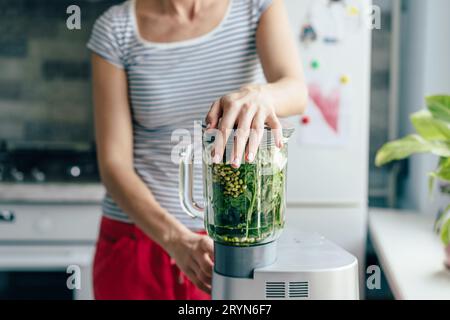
left=207, top=147, right=287, bottom=246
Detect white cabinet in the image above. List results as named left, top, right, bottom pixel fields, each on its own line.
left=0, top=204, right=102, bottom=242
left=0, top=203, right=102, bottom=300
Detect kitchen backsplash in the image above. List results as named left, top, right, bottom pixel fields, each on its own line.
left=0, top=0, right=120, bottom=146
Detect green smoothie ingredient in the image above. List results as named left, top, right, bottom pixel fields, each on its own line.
left=206, top=147, right=287, bottom=246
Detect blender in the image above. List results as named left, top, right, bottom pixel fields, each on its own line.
left=179, top=122, right=359, bottom=300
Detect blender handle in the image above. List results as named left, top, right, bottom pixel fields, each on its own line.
left=179, top=144, right=204, bottom=220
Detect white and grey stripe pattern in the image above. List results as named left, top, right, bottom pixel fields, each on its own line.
left=87, top=0, right=272, bottom=230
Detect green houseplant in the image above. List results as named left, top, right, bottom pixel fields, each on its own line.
left=375, top=95, right=450, bottom=268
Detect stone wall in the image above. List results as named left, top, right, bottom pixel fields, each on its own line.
left=0, top=0, right=120, bottom=145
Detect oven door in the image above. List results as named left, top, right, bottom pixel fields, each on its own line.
left=0, top=203, right=101, bottom=300
left=0, top=245, right=95, bottom=300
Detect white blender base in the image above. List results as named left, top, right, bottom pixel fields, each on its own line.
left=212, top=231, right=359, bottom=300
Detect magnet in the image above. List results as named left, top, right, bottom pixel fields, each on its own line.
left=311, top=59, right=320, bottom=70
left=323, top=37, right=339, bottom=44
left=300, top=24, right=318, bottom=45
left=301, top=115, right=311, bottom=125
left=340, top=75, right=350, bottom=85
left=347, top=5, right=360, bottom=16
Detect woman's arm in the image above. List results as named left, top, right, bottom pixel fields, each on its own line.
left=256, top=0, right=308, bottom=117
left=206, top=0, right=307, bottom=167
left=92, top=54, right=213, bottom=293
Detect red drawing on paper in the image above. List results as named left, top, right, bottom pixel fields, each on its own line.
left=308, top=83, right=341, bottom=133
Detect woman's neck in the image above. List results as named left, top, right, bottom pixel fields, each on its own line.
left=156, top=0, right=206, bottom=21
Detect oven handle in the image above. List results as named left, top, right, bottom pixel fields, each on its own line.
left=0, top=249, right=94, bottom=270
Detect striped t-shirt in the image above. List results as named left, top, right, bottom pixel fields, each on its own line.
left=87, top=0, right=272, bottom=230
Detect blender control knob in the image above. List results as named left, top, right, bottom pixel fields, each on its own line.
left=31, top=168, right=46, bottom=182
left=68, top=166, right=81, bottom=178
left=10, top=168, right=24, bottom=182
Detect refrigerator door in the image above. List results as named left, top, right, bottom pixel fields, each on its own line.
left=283, top=0, right=372, bottom=205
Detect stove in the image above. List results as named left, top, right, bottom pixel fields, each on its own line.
left=0, top=142, right=102, bottom=300
left=0, top=142, right=100, bottom=183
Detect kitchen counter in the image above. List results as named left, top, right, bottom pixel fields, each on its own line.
left=369, top=209, right=450, bottom=300
left=0, top=183, right=104, bottom=204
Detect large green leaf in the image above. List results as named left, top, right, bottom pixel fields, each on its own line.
left=441, top=218, right=450, bottom=246
left=426, top=141, right=450, bottom=157
left=411, top=110, right=450, bottom=141
left=375, top=134, right=450, bottom=167
left=434, top=157, right=450, bottom=182
left=438, top=205, right=450, bottom=246
left=429, top=157, right=450, bottom=194
left=426, top=95, right=450, bottom=123
left=376, top=135, right=431, bottom=166
left=428, top=173, right=436, bottom=196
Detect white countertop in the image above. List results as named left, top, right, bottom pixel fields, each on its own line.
left=369, top=209, right=450, bottom=300
left=0, top=183, right=105, bottom=203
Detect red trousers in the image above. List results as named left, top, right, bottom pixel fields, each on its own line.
left=93, top=216, right=211, bottom=300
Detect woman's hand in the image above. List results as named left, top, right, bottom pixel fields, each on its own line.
left=166, top=230, right=214, bottom=294
left=204, top=0, right=308, bottom=168
left=205, top=84, right=283, bottom=168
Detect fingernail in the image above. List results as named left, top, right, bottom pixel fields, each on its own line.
left=232, top=158, right=240, bottom=167
left=247, top=152, right=254, bottom=162
left=213, top=154, right=221, bottom=163
left=206, top=123, right=211, bottom=129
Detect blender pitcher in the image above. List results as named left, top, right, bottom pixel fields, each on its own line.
left=179, top=121, right=294, bottom=248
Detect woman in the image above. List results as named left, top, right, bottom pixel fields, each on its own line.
left=88, top=0, right=307, bottom=300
